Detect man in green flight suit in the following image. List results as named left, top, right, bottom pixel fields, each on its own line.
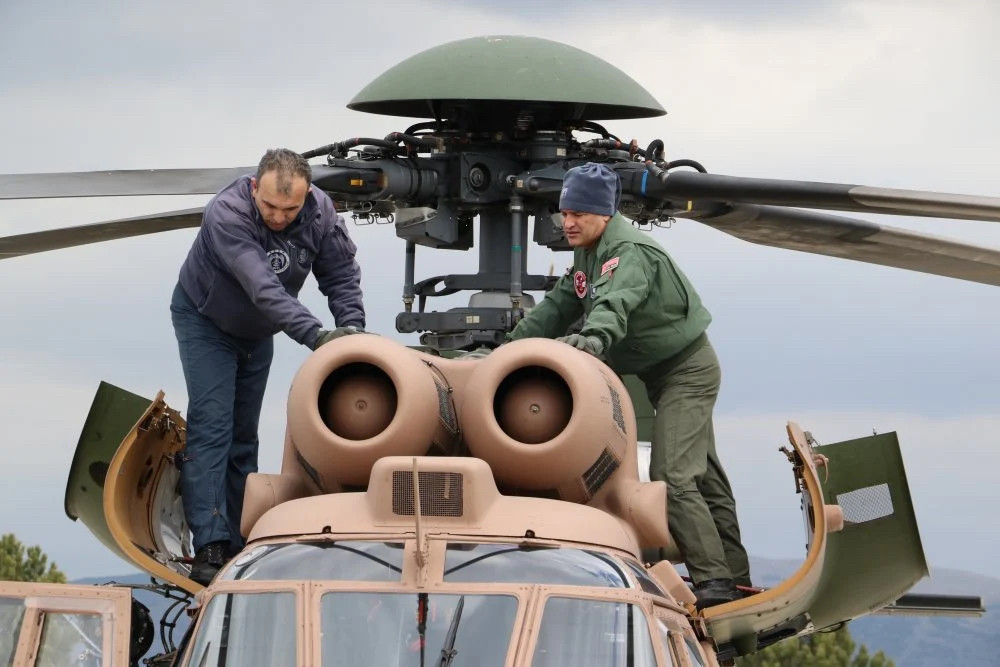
left=507, top=162, right=751, bottom=608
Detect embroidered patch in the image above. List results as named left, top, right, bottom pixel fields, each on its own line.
left=267, top=249, right=290, bottom=274
left=574, top=270, right=587, bottom=298
left=297, top=247, right=309, bottom=264
left=601, top=257, right=620, bottom=276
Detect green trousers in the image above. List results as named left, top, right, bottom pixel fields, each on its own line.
left=639, top=338, right=751, bottom=586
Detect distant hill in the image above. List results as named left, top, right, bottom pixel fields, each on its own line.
left=849, top=568, right=1000, bottom=667
left=76, top=556, right=995, bottom=665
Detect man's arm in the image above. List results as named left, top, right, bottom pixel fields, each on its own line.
left=578, top=246, right=650, bottom=351
left=507, top=272, right=582, bottom=341
left=205, top=199, right=324, bottom=346
left=312, top=211, right=366, bottom=329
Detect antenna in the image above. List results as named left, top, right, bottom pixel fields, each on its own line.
left=412, top=457, right=429, bottom=584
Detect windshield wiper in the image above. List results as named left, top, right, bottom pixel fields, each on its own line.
left=196, top=641, right=212, bottom=667
left=436, top=595, right=465, bottom=667
left=417, top=592, right=428, bottom=667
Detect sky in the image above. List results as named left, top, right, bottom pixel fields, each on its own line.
left=1, top=0, right=998, bottom=585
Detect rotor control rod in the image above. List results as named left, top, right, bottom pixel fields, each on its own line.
left=509, top=195, right=525, bottom=309
left=403, top=241, right=416, bottom=313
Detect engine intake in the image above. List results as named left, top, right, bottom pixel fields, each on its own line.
left=458, top=339, right=633, bottom=503
left=286, top=335, right=457, bottom=489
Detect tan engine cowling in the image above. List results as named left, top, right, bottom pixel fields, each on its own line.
left=286, top=335, right=458, bottom=489
left=458, top=338, right=635, bottom=503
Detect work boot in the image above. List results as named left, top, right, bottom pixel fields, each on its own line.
left=694, top=578, right=742, bottom=610
left=190, top=541, right=227, bottom=586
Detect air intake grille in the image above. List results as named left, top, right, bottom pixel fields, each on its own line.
left=583, top=448, right=620, bottom=497
left=837, top=483, right=894, bottom=525
left=392, top=471, right=464, bottom=517
left=434, top=378, right=459, bottom=434
left=608, top=385, right=625, bottom=433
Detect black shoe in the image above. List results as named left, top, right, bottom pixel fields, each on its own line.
left=190, top=541, right=227, bottom=586
left=694, top=578, right=742, bottom=610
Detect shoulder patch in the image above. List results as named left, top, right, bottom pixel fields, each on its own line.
left=601, top=257, right=620, bottom=276
left=573, top=270, right=587, bottom=298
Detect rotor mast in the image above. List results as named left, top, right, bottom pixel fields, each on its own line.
left=339, top=35, right=667, bottom=352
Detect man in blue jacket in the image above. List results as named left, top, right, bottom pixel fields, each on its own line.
left=170, top=148, right=365, bottom=585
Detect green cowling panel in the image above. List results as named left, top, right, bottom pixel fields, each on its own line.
left=64, top=381, right=152, bottom=561
left=348, top=35, right=666, bottom=120
left=809, top=432, right=929, bottom=629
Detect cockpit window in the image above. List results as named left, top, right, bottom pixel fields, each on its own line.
left=0, top=597, right=25, bottom=665
left=321, top=592, right=517, bottom=666
left=653, top=618, right=677, bottom=666
left=532, top=597, right=657, bottom=667
left=620, top=559, right=667, bottom=597
left=443, top=543, right=631, bottom=588
left=682, top=634, right=706, bottom=666
left=35, top=611, right=104, bottom=666
left=221, top=541, right=405, bottom=581
left=185, top=592, right=296, bottom=667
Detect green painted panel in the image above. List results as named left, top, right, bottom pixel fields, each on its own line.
left=349, top=36, right=666, bottom=120
left=808, top=432, right=929, bottom=629
left=63, top=381, right=152, bottom=561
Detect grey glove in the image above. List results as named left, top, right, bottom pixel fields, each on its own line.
left=313, top=325, right=364, bottom=349
left=556, top=333, right=604, bottom=358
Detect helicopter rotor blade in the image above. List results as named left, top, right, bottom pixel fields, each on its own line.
left=0, top=168, right=254, bottom=199
left=689, top=203, right=1000, bottom=287
left=0, top=207, right=204, bottom=259
left=656, top=171, right=1000, bottom=223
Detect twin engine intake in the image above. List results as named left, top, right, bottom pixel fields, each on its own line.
left=243, top=335, right=669, bottom=549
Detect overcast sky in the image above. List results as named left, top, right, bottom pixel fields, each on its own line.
left=1, top=0, right=998, bottom=586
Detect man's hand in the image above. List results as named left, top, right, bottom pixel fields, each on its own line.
left=313, top=325, right=364, bottom=349
left=555, top=334, right=604, bottom=358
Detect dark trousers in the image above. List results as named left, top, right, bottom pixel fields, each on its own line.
left=640, top=338, right=751, bottom=586
left=170, top=283, right=273, bottom=554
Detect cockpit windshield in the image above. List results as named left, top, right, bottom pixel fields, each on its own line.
left=533, top=597, right=657, bottom=667
left=185, top=591, right=296, bottom=667
left=188, top=542, right=663, bottom=666
left=321, top=592, right=518, bottom=666
left=443, top=543, right=631, bottom=588
left=220, top=541, right=405, bottom=581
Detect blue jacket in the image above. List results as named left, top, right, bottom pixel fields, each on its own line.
left=178, top=175, right=365, bottom=346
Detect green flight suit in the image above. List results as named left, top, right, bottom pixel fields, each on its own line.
left=509, top=214, right=750, bottom=585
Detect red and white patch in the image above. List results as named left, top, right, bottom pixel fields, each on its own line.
left=601, top=256, right=620, bottom=276
left=573, top=270, right=587, bottom=298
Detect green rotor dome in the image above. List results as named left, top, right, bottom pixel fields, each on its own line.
left=348, top=35, right=666, bottom=121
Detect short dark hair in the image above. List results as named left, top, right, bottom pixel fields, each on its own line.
left=256, top=148, right=312, bottom=195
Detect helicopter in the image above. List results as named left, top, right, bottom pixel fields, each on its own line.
left=0, top=33, right=996, bottom=666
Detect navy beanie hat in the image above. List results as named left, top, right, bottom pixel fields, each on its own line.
left=559, top=163, right=622, bottom=216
